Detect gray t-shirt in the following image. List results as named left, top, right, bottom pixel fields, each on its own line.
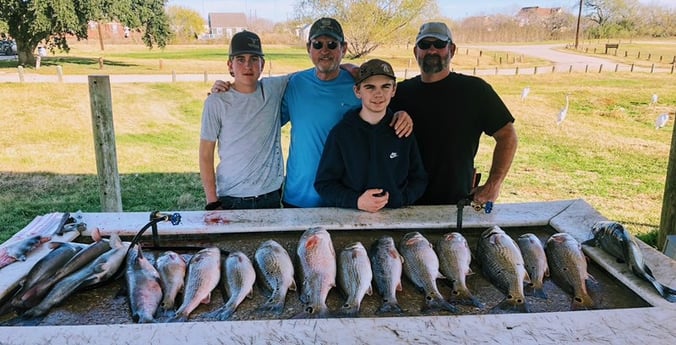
left=200, top=75, right=289, bottom=197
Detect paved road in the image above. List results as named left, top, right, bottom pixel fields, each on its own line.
left=0, top=44, right=670, bottom=83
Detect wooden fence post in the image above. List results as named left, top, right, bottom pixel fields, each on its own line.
left=17, top=66, right=24, bottom=82
left=56, top=66, right=63, bottom=83
left=659, top=120, right=676, bottom=250
left=87, top=75, right=123, bottom=212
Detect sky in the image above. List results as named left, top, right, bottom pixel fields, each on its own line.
left=166, top=0, right=675, bottom=22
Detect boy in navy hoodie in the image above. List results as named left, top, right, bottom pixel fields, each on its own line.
left=314, top=59, right=427, bottom=212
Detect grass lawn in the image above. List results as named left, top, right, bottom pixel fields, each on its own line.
left=1, top=41, right=675, bottom=247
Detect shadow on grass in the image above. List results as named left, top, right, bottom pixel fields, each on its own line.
left=0, top=171, right=203, bottom=242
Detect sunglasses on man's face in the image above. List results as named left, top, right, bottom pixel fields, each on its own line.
left=416, top=40, right=450, bottom=50
left=311, top=40, right=339, bottom=50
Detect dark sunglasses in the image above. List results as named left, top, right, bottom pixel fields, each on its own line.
left=311, top=40, right=339, bottom=50
left=416, top=40, right=450, bottom=50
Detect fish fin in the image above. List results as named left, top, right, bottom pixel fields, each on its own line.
left=467, top=268, right=474, bottom=275
left=523, top=271, right=532, bottom=284
left=437, top=272, right=446, bottom=280
left=289, top=279, right=297, bottom=291
left=201, top=293, right=211, bottom=304
left=366, top=285, right=373, bottom=296
left=247, top=288, right=254, bottom=299
left=544, top=267, right=550, bottom=277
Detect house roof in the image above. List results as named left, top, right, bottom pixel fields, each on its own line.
left=208, top=13, right=248, bottom=28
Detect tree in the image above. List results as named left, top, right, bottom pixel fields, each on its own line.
left=293, top=0, right=438, bottom=59
left=166, top=5, right=206, bottom=43
left=584, top=0, right=639, bottom=38
left=0, top=0, right=170, bottom=66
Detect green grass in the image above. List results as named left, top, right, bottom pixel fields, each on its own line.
left=1, top=42, right=675, bottom=247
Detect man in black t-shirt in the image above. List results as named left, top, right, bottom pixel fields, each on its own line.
left=389, top=22, right=518, bottom=206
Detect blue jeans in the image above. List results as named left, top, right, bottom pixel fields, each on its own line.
left=218, top=189, right=281, bottom=210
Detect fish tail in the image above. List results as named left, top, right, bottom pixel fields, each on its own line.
left=450, top=288, right=484, bottom=308
left=495, top=297, right=530, bottom=313
left=258, top=299, right=284, bottom=314
left=376, top=300, right=403, bottom=314
left=524, top=284, right=548, bottom=299
left=646, top=278, right=676, bottom=303
left=423, top=295, right=459, bottom=313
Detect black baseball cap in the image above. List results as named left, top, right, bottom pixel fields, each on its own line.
left=309, top=17, right=344, bottom=43
left=355, top=59, right=396, bottom=85
left=229, top=31, right=264, bottom=57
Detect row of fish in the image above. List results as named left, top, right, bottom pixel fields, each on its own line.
left=4, top=220, right=671, bottom=323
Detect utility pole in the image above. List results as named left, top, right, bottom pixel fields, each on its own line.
left=575, top=0, right=583, bottom=49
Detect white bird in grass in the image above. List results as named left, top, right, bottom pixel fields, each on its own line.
left=557, top=94, right=569, bottom=126
left=650, top=94, right=658, bottom=106
left=521, top=87, right=530, bottom=101
left=655, top=113, right=669, bottom=129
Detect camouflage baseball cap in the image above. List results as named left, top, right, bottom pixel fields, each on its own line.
left=309, top=17, right=344, bottom=43
left=355, top=59, right=396, bottom=84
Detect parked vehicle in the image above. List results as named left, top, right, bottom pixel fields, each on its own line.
left=0, top=39, right=17, bottom=56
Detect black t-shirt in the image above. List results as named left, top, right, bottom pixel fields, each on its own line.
left=390, top=72, right=514, bottom=205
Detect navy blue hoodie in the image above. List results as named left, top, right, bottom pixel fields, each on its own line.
left=314, top=107, right=428, bottom=209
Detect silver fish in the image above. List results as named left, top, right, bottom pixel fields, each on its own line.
left=10, top=242, right=87, bottom=310
left=23, top=233, right=129, bottom=317
left=207, top=251, right=256, bottom=321
left=517, top=233, right=549, bottom=299
left=436, top=232, right=483, bottom=307
left=338, top=242, right=373, bottom=316
left=171, top=247, right=221, bottom=322
left=585, top=221, right=676, bottom=303
left=476, top=226, right=530, bottom=312
left=0, top=235, right=51, bottom=269
left=16, top=236, right=112, bottom=308
left=156, top=251, right=187, bottom=312
left=399, top=232, right=458, bottom=313
left=254, top=240, right=296, bottom=314
left=369, top=236, right=404, bottom=314
left=126, top=244, right=163, bottom=323
left=546, top=232, right=595, bottom=310
left=295, top=227, right=336, bottom=318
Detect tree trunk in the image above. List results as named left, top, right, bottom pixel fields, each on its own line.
left=16, top=41, right=36, bottom=67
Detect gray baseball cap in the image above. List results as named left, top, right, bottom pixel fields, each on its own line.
left=415, top=22, right=453, bottom=45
